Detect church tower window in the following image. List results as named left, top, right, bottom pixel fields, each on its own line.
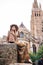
left=42, top=30, right=43, bottom=32
left=35, top=13, right=36, bottom=16
left=42, top=21, right=43, bottom=23
left=37, top=14, right=38, bottom=16
left=39, top=14, right=40, bottom=16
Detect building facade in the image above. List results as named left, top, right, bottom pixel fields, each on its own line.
left=18, top=22, right=31, bottom=52
left=31, top=0, right=43, bottom=43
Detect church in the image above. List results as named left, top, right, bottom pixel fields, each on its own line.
left=31, top=0, right=43, bottom=45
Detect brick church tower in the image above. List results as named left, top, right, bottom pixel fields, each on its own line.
left=31, top=0, right=43, bottom=42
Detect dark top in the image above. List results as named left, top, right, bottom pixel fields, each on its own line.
left=38, top=59, right=43, bottom=65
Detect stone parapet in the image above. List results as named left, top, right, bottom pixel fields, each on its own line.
left=0, top=43, right=17, bottom=65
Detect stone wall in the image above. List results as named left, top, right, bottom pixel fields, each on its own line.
left=0, top=43, right=17, bottom=65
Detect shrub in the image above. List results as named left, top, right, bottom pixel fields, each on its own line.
left=29, top=45, right=43, bottom=63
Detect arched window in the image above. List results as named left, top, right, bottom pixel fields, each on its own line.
left=39, top=14, right=40, bottom=16
left=20, top=32, right=24, bottom=38
left=32, top=44, right=36, bottom=53
left=37, top=14, right=38, bottom=16
left=42, top=21, right=43, bottom=32
left=42, top=21, right=43, bottom=23
left=35, top=13, right=36, bottom=16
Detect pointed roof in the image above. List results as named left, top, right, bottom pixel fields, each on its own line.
left=19, top=22, right=30, bottom=33
left=33, top=0, right=38, bottom=8
left=20, top=22, right=26, bottom=28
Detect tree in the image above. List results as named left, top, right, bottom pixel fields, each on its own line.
left=29, top=52, right=37, bottom=65
left=37, top=45, right=43, bottom=59
left=29, top=45, right=43, bottom=65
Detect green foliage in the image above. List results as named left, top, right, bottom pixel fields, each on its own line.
left=29, top=53, right=37, bottom=62
left=37, top=45, right=43, bottom=59
left=29, top=45, right=43, bottom=62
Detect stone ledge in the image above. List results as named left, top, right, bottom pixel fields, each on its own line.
left=0, top=43, right=17, bottom=64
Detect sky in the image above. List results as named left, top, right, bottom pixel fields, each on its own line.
left=0, top=0, right=43, bottom=37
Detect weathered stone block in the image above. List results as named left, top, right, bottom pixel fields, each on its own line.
left=0, top=43, right=17, bottom=65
